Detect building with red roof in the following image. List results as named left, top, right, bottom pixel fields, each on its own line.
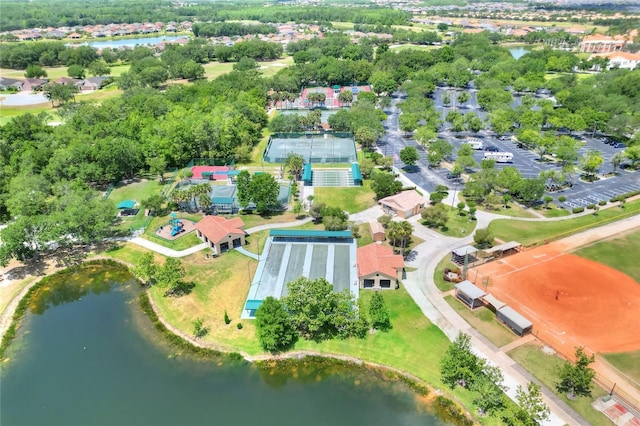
left=357, top=243, right=404, bottom=290
left=195, top=216, right=245, bottom=254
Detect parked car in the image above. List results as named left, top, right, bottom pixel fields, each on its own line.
left=613, top=142, right=626, bottom=148
left=499, top=135, right=510, bottom=141
left=446, top=172, right=460, bottom=179
left=484, top=145, right=500, bottom=152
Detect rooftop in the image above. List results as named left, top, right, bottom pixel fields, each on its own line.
left=195, top=216, right=245, bottom=243
left=357, top=243, right=404, bottom=278
left=378, top=190, right=425, bottom=212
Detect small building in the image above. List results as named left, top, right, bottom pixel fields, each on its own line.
left=357, top=243, right=404, bottom=289
left=195, top=216, right=246, bottom=254
left=454, top=280, right=486, bottom=309
left=368, top=220, right=385, bottom=242
left=451, top=245, right=479, bottom=265
left=497, top=306, right=533, bottom=336
left=378, top=190, right=425, bottom=219
left=0, top=77, right=24, bottom=91
left=81, top=76, right=111, bottom=91
left=23, top=78, right=48, bottom=91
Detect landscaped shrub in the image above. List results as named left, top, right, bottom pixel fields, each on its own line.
left=558, top=195, right=567, bottom=202
left=236, top=323, right=243, bottom=330
left=598, top=200, right=607, bottom=206
left=610, top=196, right=620, bottom=203
left=224, top=310, right=231, bottom=325
left=587, top=204, right=596, bottom=210
left=572, top=207, right=585, bottom=214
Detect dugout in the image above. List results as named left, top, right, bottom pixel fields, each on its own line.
left=454, top=280, right=486, bottom=309
left=482, top=241, right=521, bottom=261
left=451, top=245, right=479, bottom=266
left=497, top=306, right=533, bottom=336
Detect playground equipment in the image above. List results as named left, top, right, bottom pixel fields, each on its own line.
left=169, top=213, right=184, bottom=237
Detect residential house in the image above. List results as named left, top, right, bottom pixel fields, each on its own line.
left=579, top=34, right=627, bottom=53
left=80, top=76, right=111, bottom=91
left=0, top=77, right=24, bottom=91
left=195, top=216, right=246, bottom=254
left=23, top=78, right=48, bottom=91
left=378, top=190, right=426, bottom=219
left=357, top=243, right=404, bottom=289
left=589, top=52, right=640, bottom=70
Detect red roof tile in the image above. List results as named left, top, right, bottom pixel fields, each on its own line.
left=357, top=243, right=403, bottom=278
left=195, top=216, right=245, bottom=243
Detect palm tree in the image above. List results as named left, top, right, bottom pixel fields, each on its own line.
left=387, top=220, right=414, bottom=255
left=191, top=184, right=211, bottom=211
left=198, top=193, right=212, bottom=213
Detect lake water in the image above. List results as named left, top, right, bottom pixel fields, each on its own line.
left=509, top=46, right=532, bottom=60
left=70, top=36, right=187, bottom=49
left=0, top=264, right=444, bottom=426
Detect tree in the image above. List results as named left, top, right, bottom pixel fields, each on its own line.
left=543, top=195, right=553, bottom=209
left=181, top=60, right=205, bottom=80
left=141, top=194, right=165, bottom=216
left=471, top=365, right=507, bottom=416
left=579, top=149, right=604, bottom=179
left=43, top=82, right=78, bottom=107
left=377, top=214, right=392, bottom=228
left=192, top=318, right=209, bottom=339
left=556, top=347, right=596, bottom=399
left=440, top=332, right=485, bottom=389
left=611, top=152, right=625, bottom=174
left=369, top=292, right=391, bottom=331
left=456, top=201, right=466, bottom=216
left=156, top=257, right=191, bottom=296
left=25, top=64, right=47, bottom=79
left=474, top=228, right=494, bottom=248
left=87, top=60, right=111, bottom=77
left=515, top=178, right=545, bottom=205
left=370, top=71, right=397, bottom=95
left=283, top=277, right=367, bottom=342
left=67, top=64, right=86, bottom=79
left=421, top=203, right=448, bottom=228
left=371, top=172, right=402, bottom=200
left=236, top=170, right=252, bottom=209
left=624, top=145, right=640, bottom=169
left=387, top=220, right=413, bottom=254
left=309, top=202, right=326, bottom=223
left=514, top=382, right=551, bottom=425
left=399, top=146, right=419, bottom=167
left=132, top=252, right=157, bottom=287
left=250, top=173, right=280, bottom=213
left=359, top=157, right=374, bottom=178
left=255, top=296, right=297, bottom=352
left=354, top=127, right=378, bottom=150
left=414, top=126, right=438, bottom=148
left=337, top=90, right=353, bottom=105
left=285, top=153, right=304, bottom=180
left=147, top=156, right=167, bottom=182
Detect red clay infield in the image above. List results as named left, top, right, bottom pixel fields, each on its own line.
left=473, top=242, right=640, bottom=358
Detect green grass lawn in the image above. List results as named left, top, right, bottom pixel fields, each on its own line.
left=445, top=295, right=517, bottom=348
left=203, top=56, right=293, bottom=80
left=433, top=255, right=460, bottom=292
left=313, top=180, right=377, bottom=214
left=508, top=343, right=613, bottom=426
left=573, top=230, right=640, bottom=283
left=108, top=179, right=165, bottom=204
left=356, top=222, right=374, bottom=247
left=601, top=351, right=640, bottom=386
left=537, top=204, right=571, bottom=218
left=489, top=199, right=640, bottom=247
left=425, top=206, right=477, bottom=238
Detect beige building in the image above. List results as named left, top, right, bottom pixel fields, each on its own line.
left=357, top=243, right=404, bottom=290
left=368, top=220, right=386, bottom=242
left=379, top=190, right=425, bottom=219
left=195, top=216, right=246, bottom=254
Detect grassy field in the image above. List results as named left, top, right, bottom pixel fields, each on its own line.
left=508, top=343, right=613, bottom=426
left=573, top=230, right=640, bottom=283
left=537, top=203, right=571, bottom=218
left=445, top=295, right=517, bottom=348
left=203, top=56, right=294, bottom=80
left=601, top=351, right=640, bottom=387
left=313, top=180, right=377, bottom=214
left=424, top=205, right=477, bottom=238
left=356, top=222, right=374, bottom=247
left=489, top=199, right=640, bottom=247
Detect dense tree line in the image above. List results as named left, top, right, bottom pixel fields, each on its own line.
left=0, top=0, right=410, bottom=32
left=192, top=22, right=277, bottom=38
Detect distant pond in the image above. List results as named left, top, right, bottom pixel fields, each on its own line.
left=0, top=263, right=445, bottom=426
left=69, top=36, right=187, bottom=49
left=509, top=46, right=533, bottom=60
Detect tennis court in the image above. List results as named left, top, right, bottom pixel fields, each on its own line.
left=279, top=109, right=338, bottom=123
left=263, top=133, right=357, bottom=164
left=242, top=230, right=358, bottom=318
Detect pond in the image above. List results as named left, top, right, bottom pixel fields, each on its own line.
left=1, top=263, right=445, bottom=426
left=69, top=36, right=187, bottom=49
left=509, top=46, right=533, bottom=60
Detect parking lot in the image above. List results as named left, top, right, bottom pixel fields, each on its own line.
left=380, top=92, right=640, bottom=208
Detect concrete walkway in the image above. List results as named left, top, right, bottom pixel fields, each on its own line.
left=234, top=246, right=259, bottom=260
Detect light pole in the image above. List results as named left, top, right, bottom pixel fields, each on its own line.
left=451, top=180, right=458, bottom=211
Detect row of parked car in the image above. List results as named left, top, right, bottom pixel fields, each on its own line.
left=599, top=137, right=626, bottom=148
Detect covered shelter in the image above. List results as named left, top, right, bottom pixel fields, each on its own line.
left=483, top=293, right=506, bottom=311
left=482, top=241, right=521, bottom=261
left=451, top=245, right=478, bottom=265
left=351, top=162, right=362, bottom=186
left=454, top=280, right=486, bottom=309
left=302, top=163, right=312, bottom=186
left=357, top=243, right=404, bottom=289
left=195, top=216, right=246, bottom=254
left=497, top=306, right=533, bottom=336
left=378, top=190, right=425, bottom=219
left=117, top=200, right=136, bottom=209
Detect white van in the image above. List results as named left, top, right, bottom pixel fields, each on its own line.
left=464, top=137, right=483, bottom=150
left=483, top=152, right=514, bottom=163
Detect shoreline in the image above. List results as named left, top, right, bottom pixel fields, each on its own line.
left=0, top=257, right=476, bottom=424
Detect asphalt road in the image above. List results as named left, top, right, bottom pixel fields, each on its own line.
left=379, top=91, right=640, bottom=208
